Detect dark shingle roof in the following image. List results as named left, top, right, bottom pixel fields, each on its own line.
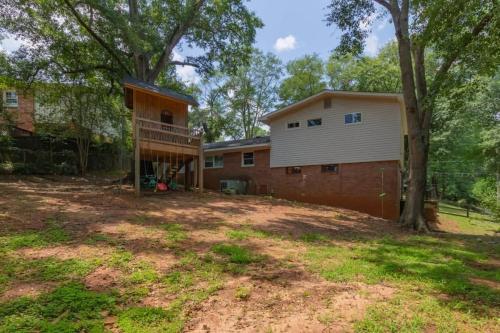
left=203, top=136, right=270, bottom=150
left=123, top=76, right=198, bottom=106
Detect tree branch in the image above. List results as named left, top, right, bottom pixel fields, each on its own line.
left=62, top=0, right=131, bottom=75
left=169, top=60, right=200, bottom=68
left=374, top=0, right=393, bottom=12
left=422, top=10, right=495, bottom=130
left=147, top=0, right=206, bottom=83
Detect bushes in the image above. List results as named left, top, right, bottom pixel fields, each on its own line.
left=472, top=177, right=499, bottom=218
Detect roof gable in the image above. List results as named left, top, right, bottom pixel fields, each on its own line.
left=123, top=76, right=198, bottom=106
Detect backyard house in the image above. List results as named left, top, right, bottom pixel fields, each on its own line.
left=203, top=90, right=407, bottom=220
left=123, top=77, right=203, bottom=195
left=1, top=87, right=35, bottom=136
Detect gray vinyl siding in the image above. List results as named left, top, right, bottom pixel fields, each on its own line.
left=269, top=97, right=403, bottom=168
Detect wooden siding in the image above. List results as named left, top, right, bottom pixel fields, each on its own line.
left=133, top=90, right=188, bottom=127
left=268, top=96, right=404, bottom=168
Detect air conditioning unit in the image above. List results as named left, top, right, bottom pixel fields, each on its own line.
left=220, top=180, right=247, bottom=195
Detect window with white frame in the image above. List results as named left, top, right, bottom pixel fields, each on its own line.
left=307, top=118, right=322, bottom=127
left=344, top=112, right=362, bottom=124
left=242, top=152, right=254, bottom=166
left=3, top=90, right=18, bottom=107
left=204, top=155, right=224, bottom=168
left=287, top=121, right=300, bottom=129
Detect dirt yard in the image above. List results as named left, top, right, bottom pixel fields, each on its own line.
left=0, top=176, right=498, bottom=332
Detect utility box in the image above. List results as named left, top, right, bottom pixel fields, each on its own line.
left=220, top=180, right=247, bottom=195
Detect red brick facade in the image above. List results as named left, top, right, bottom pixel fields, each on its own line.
left=204, top=149, right=401, bottom=220
left=2, top=89, right=35, bottom=134
left=204, top=149, right=272, bottom=195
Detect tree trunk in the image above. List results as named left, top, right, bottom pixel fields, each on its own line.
left=391, top=3, right=430, bottom=232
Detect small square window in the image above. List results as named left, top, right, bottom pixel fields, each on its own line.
left=324, top=98, right=332, bottom=109
left=321, top=164, right=339, bottom=173
left=242, top=152, right=254, bottom=166
left=344, top=112, right=362, bottom=124
left=287, top=121, right=300, bottom=129
left=3, top=90, right=18, bottom=107
left=205, top=155, right=223, bottom=168
left=286, top=166, right=301, bottom=174
left=307, top=118, right=322, bottom=127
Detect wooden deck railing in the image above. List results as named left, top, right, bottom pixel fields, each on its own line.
left=136, top=117, right=202, bottom=149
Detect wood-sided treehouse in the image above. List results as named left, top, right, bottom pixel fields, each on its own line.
left=123, top=77, right=204, bottom=196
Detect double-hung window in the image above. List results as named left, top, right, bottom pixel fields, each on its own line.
left=3, top=90, right=18, bottom=107
left=344, top=112, right=362, bottom=124
left=287, top=121, right=300, bottom=129
left=204, top=155, right=223, bottom=168
left=242, top=152, right=254, bottom=167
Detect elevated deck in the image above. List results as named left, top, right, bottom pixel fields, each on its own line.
left=137, top=117, right=202, bottom=157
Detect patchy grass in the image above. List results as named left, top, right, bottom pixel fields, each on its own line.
left=439, top=202, right=499, bottom=235
left=299, top=232, right=330, bottom=243
left=117, top=306, right=183, bottom=333
left=0, top=218, right=69, bottom=251
left=212, top=243, right=263, bottom=264
left=234, top=285, right=252, bottom=300
left=1, top=178, right=498, bottom=332
left=160, top=223, right=188, bottom=246
left=0, top=283, right=115, bottom=333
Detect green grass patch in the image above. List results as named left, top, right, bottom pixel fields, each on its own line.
left=109, top=250, right=134, bottom=269
left=126, top=261, right=159, bottom=285
left=438, top=202, right=499, bottom=235
left=304, top=236, right=499, bottom=307
left=160, top=223, right=188, bottom=245
left=0, top=283, right=115, bottom=333
left=117, top=306, right=183, bottom=333
left=212, top=243, right=263, bottom=264
left=299, top=232, right=329, bottom=243
left=0, top=218, right=69, bottom=251
left=235, top=285, right=251, bottom=300
left=226, top=227, right=272, bottom=241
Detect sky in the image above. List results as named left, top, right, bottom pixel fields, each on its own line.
left=0, top=0, right=396, bottom=84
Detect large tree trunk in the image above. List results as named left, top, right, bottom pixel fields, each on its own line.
left=391, top=2, right=430, bottom=232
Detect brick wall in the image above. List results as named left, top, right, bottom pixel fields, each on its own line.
left=2, top=90, right=35, bottom=134
left=204, top=149, right=272, bottom=195
left=269, top=160, right=401, bottom=220
left=204, top=148, right=401, bottom=220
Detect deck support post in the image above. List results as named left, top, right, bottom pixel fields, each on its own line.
left=134, top=126, right=140, bottom=197
left=198, top=137, right=204, bottom=193
left=193, top=157, right=198, bottom=189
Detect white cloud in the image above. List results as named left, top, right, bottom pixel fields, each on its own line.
left=273, top=35, right=296, bottom=52
left=377, top=19, right=388, bottom=31
left=365, top=34, right=379, bottom=56
left=0, top=35, right=22, bottom=53
left=172, top=50, right=200, bottom=84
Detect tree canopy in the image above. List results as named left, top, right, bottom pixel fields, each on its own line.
left=0, top=0, right=262, bottom=84
left=326, top=0, right=499, bottom=231
left=279, top=54, right=327, bottom=105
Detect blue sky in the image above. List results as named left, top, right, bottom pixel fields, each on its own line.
left=248, top=0, right=395, bottom=62
left=0, top=0, right=396, bottom=83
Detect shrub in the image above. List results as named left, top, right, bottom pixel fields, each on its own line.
left=472, top=177, right=498, bottom=217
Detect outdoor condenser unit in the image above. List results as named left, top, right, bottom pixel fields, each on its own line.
left=220, top=180, right=247, bottom=194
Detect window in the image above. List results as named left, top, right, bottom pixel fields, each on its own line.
left=287, top=121, right=300, bottom=129
left=242, top=152, right=254, bottom=166
left=286, top=166, right=301, bottom=174
left=344, top=112, right=362, bottom=124
left=160, top=110, right=173, bottom=124
left=321, top=164, right=339, bottom=174
left=204, top=155, right=223, bottom=168
left=3, top=90, right=18, bottom=107
left=307, top=118, right=322, bottom=127
left=324, top=98, right=332, bottom=109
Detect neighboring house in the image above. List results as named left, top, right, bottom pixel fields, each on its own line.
left=203, top=90, right=407, bottom=220
left=1, top=88, right=35, bottom=136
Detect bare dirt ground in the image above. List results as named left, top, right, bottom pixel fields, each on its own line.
left=0, top=175, right=498, bottom=333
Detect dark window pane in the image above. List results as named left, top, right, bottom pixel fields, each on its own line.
left=321, top=164, right=339, bottom=173
left=307, top=118, right=322, bottom=127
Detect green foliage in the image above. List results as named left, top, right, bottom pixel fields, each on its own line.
left=160, top=223, right=188, bottom=245
left=472, top=177, right=499, bottom=217
left=0, top=283, right=115, bottom=333
left=117, top=306, right=183, bottom=333
left=0, top=0, right=262, bottom=84
left=234, top=285, right=251, bottom=300
left=109, top=250, right=134, bottom=269
left=278, top=54, right=327, bottom=105
left=0, top=219, right=69, bottom=251
left=212, top=243, right=262, bottom=264
left=226, top=227, right=271, bottom=241
left=327, top=42, right=401, bottom=92
left=299, top=232, right=329, bottom=243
